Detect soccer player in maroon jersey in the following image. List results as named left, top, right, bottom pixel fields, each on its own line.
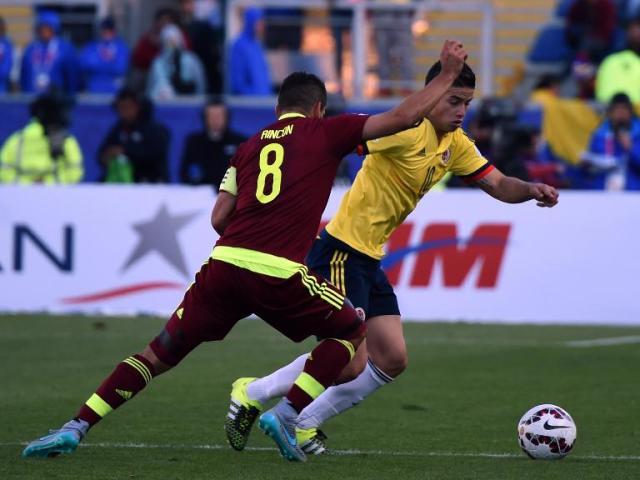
left=22, top=40, right=468, bottom=462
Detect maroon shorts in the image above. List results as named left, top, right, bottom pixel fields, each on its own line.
left=150, top=259, right=365, bottom=366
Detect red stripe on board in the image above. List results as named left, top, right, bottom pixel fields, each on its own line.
left=60, top=282, right=184, bottom=304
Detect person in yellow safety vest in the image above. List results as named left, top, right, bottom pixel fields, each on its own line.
left=0, top=93, right=83, bottom=184
left=596, top=18, right=640, bottom=104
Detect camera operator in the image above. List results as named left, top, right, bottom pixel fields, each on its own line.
left=0, top=92, right=83, bottom=184
left=582, top=92, right=640, bottom=190
left=449, top=98, right=530, bottom=187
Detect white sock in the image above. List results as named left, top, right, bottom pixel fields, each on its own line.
left=247, top=353, right=309, bottom=404
left=296, top=358, right=393, bottom=430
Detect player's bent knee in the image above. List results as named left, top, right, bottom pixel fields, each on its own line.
left=371, top=348, right=408, bottom=378
left=337, top=351, right=367, bottom=383
left=349, top=330, right=365, bottom=348
left=333, top=303, right=367, bottom=344
left=141, top=345, right=173, bottom=376
left=148, top=326, right=196, bottom=368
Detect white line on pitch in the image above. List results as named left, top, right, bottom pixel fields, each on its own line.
left=4, top=441, right=640, bottom=462
left=565, top=336, right=640, bottom=347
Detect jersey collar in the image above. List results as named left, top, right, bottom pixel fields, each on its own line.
left=278, top=112, right=306, bottom=120
left=425, top=119, right=454, bottom=154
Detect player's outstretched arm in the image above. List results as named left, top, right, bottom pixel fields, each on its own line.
left=212, top=190, right=237, bottom=235
left=361, top=40, right=467, bottom=141
left=474, top=168, right=559, bottom=207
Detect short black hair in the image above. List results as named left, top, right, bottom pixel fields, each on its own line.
left=30, top=92, right=73, bottom=128
left=154, top=8, right=179, bottom=22
left=534, top=75, right=561, bottom=90
left=425, top=61, right=476, bottom=89
left=99, top=17, right=116, bottom=31
left=277, top=72, right=327, bottom=113
left=114, top=86, right=143, bottom=105
left=609, top=92, right=634, bottom=111
left=202, top=96, right=228, bottom=124
left=111, top=87, right=154, bottom=121
left=205, top=95, right=225, bottom=108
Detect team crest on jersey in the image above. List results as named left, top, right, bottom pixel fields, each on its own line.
left=441, top=149, right=451, bottom=165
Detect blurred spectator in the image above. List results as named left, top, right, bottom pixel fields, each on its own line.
left=180, top=98, right=245, bottom=188
left=491, top=126, right=535, bottom=181
left=566, top=0, right=617, bottom=64
left=582, top=93, right=640, bottom=190
left=20, top=11, right=79, bottom=94
left=596, top=18, right=640, bottom=103
left=147, top=24, right=206, bottom=99
left=0, top=16, right=13, bottom=93
left=179, top=0, right=223, bottom=94
left=372, top=3, right=415, bottom=96
left=524, top=77, right=570, bottom=187
left=229, top=8, right=272, bottom=95
left=79, top=18, right=129, bottom=94
left=531, top=74, right=563, bottom=98
left=468, top=98, right=531, bottom=181
left=131, top=8, right=185, bottom=90
left=0, top=93, right=83, bottom=184
left=525, top=143, right=570, bottom=188
left=98, top=88, right=170, bottom=183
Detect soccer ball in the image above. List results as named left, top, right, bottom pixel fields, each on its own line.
left=517, top=404, right=577, bottom=460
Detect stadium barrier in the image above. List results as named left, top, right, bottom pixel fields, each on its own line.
left=1, top=185, right=637, bottom=324
left=0, top=96, right=544, bottom=183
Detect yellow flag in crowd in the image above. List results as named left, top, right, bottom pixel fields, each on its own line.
left=531, top=90, right=601, bottom=165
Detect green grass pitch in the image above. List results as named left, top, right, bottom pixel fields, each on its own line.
left=1, top=314, right=639, bottom=479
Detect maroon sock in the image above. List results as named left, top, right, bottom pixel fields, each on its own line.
left=286, top=339, right=353, bottom=412
left=76, top=354, right=156, bottom=426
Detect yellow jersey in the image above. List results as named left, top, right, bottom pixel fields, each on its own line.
left=326, top=118, right=493, bottom=259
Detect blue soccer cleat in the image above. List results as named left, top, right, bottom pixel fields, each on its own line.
left=259, top=400, right=306, bottom=462
left=22, top=419, right=88, bottom=458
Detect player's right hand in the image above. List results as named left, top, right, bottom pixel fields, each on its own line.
left=439, top=40, right=467, bottom=78
left=530, top=183, right=559, bottom=207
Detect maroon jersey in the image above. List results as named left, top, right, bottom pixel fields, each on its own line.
left=217, top=113, right=369, bottom=263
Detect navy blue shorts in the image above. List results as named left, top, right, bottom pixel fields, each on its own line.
left=306, top=229, right=400, bottom=319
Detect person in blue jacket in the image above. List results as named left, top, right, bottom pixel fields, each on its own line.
left=20, top=10, right=79, bottom=94
left=228, top=8, right=272, bottom=95
left=80, top=18, right=130, bottom=94
left=582, top=92, right=640, bottom=190
left=0, top=16, right=14, bottom=93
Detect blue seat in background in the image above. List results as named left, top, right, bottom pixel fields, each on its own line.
left=555, top=0, right=576, bottom=18
left=528, top=24, right=572, bottom=64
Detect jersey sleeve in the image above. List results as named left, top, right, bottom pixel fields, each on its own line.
left=449, top=132, right=495, bottom=183
left=322, top=113, right=370, bottom=158
left=219, top=146, right=241, bottom=195
left=219, top=166, right=237, bottom=195
left=359, top=126, right=419, bottom=156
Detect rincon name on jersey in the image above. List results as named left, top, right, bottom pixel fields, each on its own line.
left=261, top=124, right=294, bottom=140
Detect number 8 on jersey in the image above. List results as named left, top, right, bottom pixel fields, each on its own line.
left=256, top=143, right=284, bottom=204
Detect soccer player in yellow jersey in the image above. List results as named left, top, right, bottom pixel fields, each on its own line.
left=225, top=61, right=559, bottom=455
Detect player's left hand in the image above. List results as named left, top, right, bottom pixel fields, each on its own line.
left=530, top=183, right=559, bottom=207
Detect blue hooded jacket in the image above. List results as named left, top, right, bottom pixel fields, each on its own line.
left=0, top=34, right=13, bottom=92
left=80, top=34, right=130, bottom=93
left=20, top=11, right=79, bottom=94
left=585, top=118, right=640, bottom=190
left=228, top=8, right=272, bottom=95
